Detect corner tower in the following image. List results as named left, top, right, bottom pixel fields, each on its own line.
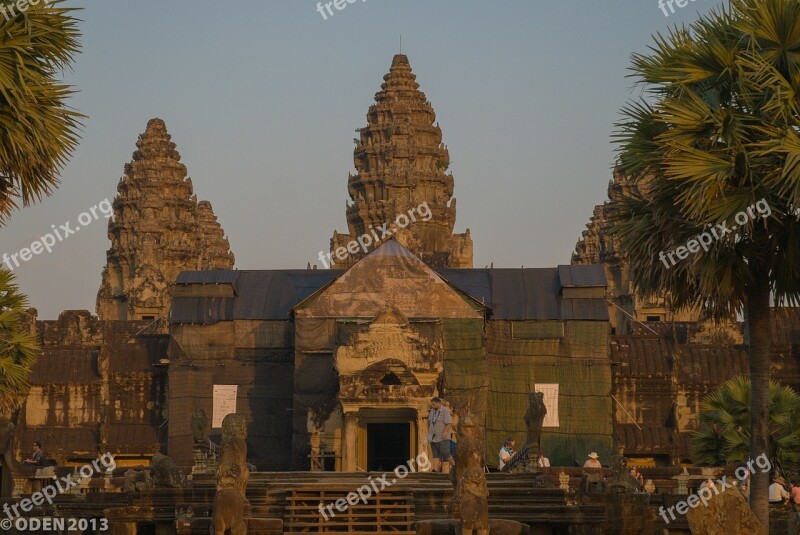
left=96, top=118, right=235, bottom=323
left=330, top=54, right=472, bottom=269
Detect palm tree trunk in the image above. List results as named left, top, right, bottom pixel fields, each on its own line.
left=746, top=265, right=771, bottom=530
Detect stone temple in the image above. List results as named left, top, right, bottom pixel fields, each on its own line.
left=96, top=118, right=235, bottom=325
left=330, top=54, right=472, bottom=269
left=1, top=54, right=799, bottom=533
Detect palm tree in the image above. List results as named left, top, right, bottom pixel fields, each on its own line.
left=0, top=0, right=82, bottom=223
left=0, top=2, right=82, bottom=411
left=611, top=0, right=800, bottom=527
left=692, top=377, right=800, bottom=480
left=0, top=270, right=38, bottom=413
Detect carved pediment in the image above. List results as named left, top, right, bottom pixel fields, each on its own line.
left=335, top=306, right=441, bottom=377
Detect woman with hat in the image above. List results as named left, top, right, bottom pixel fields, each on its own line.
left=583, top=452, right=601, bottom=468
left=769, top=475, right=790, bottom=504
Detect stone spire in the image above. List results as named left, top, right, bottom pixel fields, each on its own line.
left=96, top=118, right=235, bottom=324
left=572, top=168, right=699, bottom=332
left=329, top=54, right=472, bottom=269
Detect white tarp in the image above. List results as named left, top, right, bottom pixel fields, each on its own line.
left=535, top=383, right=559, bottom=427
left=212, top=384, right=238, bottom=427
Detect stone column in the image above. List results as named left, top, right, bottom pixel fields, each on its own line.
left=342, top=411, right=358, bottom=472
left=309, top=430, right=321, bottom=471
left=416, top=408, right=430, bottom=471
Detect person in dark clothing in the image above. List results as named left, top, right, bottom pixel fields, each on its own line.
left=23, top=441, right=43, bottom=466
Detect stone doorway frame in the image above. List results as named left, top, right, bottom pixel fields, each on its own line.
left=340, top=405, right=428, bottom=472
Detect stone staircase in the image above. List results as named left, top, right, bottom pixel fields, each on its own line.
left=59, top=471, right=606, bottom=533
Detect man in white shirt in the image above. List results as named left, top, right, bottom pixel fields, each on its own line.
left=498, top=438, right=515, bottom=471
left=424, top=397, right=454, bottom=472
left=538, top=448, right=550, bottom=468
left=769, top=476, right=790, bottom=503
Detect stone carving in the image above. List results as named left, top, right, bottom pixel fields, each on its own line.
left=211, top=413, right=251, bottom=535
left=123, top=469, right=153, bottom=492
left=452, top=415, right=489, bottom=535
left=330, top=54, right=472, bottom=269
left=504, top=392, right=546, bottom=473
left=609, top=455, right=638, bottom=493
left=685, top=483, right=765, bottom=535
left=150, top=452, right=185, bottom=488
left=524, top=393, right=546, bottom=453
left=191, top=409, right=210, bottom=445
left=191, top=408, right=217, bottom=475
left=96, top=118, right=235, bottom=324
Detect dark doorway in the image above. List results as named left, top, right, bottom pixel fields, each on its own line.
left=367, top=423, right=409, bottom=471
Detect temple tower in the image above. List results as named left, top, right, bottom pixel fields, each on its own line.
left=572, top=168, right=700, bottom=333
left=329, top=54, right=472, bottom=269
left=96, top=118, right=235, bottom=323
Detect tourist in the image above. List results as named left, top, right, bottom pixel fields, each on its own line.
left=629, top=468, right=643, bottom=491
left=498, top=438, right=515, bottom=471
left=791, top=482, right=800, bottom=510
left=769, top=476, right=790, bottom=504
left=447, top=402, right=457, bottom=467
left=23, top=441, right=44, bottom=466
left=424, top=397, right=454, bottom=472
left=583, top=452, right=602, bottom=468
left=538, top=448, right=550, bottom=468
left=634, top=468, right=645, bottom=488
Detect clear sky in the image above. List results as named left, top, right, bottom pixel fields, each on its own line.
left=0, top=0, right=722, bottom=319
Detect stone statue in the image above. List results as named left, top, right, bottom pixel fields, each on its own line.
left=191, top=409, right=210, bottom=445
left=150, top=452, right=185, bottom=488
left=211, top=413, right=251, bottom=535
left=609, top=455, right=638, bottom=493
left=123, top=468, right=154, bottom=492
left=523, top=392, right=547, bottom=454
left=504, top=392, right=547, bottom=473
left=454, top=415, right=489, bottom=535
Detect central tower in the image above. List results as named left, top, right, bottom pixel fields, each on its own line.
left=330, top=54, right=472, bottom=269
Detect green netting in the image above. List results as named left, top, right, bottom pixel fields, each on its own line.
left=442, top=318, right=487, bottom=425
left=442, top=318, right=485, bottom=350
left=567, top=321, right=609, bottom=357
left=488, top=321, right=566, bottom=356
left=485, top=320, right=614, bottom=467
left=512, top=321, right=564, bottom=339
left=487, top=355, right=611, bottom=396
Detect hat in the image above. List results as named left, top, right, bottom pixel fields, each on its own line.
left=588, top=452, right=599, bottom=459
left=774, top=476, right=786, bottom=485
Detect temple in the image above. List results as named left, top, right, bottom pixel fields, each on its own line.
left=96, top=118, right=235, bottom=324
left=330, top=54, right=472, bottom=269
left=2, top=54, right=799, bottom=533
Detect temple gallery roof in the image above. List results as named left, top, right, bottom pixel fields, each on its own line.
left=172, top=243, right=607, bottom=324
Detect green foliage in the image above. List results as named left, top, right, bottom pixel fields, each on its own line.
left=0, top=0, right=83, bottom=224
left=692, top=376, right=800, bottom=478
left=0, top=1, right=81, bottom=411
left=0, top=269, right=39, bottom=413
left=611, top=0, right=800, bottom=317
left=610, top=1, right=800, bottom=522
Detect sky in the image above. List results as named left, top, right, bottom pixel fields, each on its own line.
left=0, top=0, right=723, bottom=319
